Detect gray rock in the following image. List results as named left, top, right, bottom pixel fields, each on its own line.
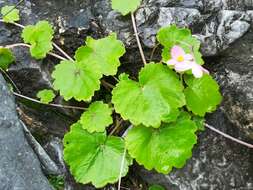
left=210, top=26, right=253, bottom=139
left=22, top=123, right=62, bottom=175
left=132, top=1, right=251, bottom=55
left=0, top=73, right=53, bottom=190
left=198, top=10, right=250, bottom=55
left=43, top=137, right=66, bottom=175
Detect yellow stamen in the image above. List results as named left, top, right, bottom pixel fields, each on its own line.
left=177, top=55, right=184, bottom=62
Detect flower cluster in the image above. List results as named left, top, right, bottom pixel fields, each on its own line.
left=167, top=46, right=209, bottom=78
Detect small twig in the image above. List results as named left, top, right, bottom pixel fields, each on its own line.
left=52, top=43, right=74, bottom=61
left=109, top=118, right=123, bottom=136
left=47, top=51, right=67, bottom=61
left=205, top=123, right=253, bottom=149
left=150, top=43, right=160, bottom=61
left=0, top=68, right=21, bottom=93
left=2, top=43, right=67, bottom=60
left=4, top=43, right=30, bottom=49
left=101, top=79, right=115, bottom=89
left=118, top=147, right=127, bottom=190
left=131, top=12, right=147, bottom=65
left=11, top=21, right=24, bottom=28
left=13, top=92, right=87, bottom=110
left=113, top=76, right=119, bottom=82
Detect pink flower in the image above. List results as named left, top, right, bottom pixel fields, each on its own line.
left=167, top=45, right=209, bottom=78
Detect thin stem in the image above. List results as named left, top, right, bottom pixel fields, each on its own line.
left=4, top=43, right=30, bottom=48
left=131, top=12, right=147, bottom=65
left=0, top=68, right=21, bottom=93
left=113, top=76, right=119, bottom=82
left=101, top=79, right=115, bottom=89
left=205, top=123, right=253, bottom=149
left=150, top=43, right=159, bottom=61
left=48, top=52, right=68, bottom=61
left=13, top=92, right=87, bottom=110
left=0, top=19, right=25, bottom=29
left=2, top=43, right=67, bottom=61
left=52, top=43, right=74, bottom=61
left=109, top=118, right=123, bottom=136
left=11, top=21, right=25, bottom=28
left=118, top=147, right=126, bottom=190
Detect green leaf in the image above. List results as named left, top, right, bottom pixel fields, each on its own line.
left=184, top=75, right=222, bottom=116
left=36, top=89, right=56, bottom=104
left=64, top=123, right=132, bottom=188
left=149, top=184, right=165, bottom=190
left=157, top=25, right=204, bottom=65
left=193, top=116, right=205, bottom=131
left=125, top=117, right=197, bottom=174
left=111, top=0, right=141, bottom=16
left=75, top=33, right=125, bottom=76
left=0, top=48, right=15, bottom=70
left=52, top=60, right=102, bottom=101
left=80, top=101, right=113, bottom=133
left=112, top=63, right=185, bottom=127
left=22, top=21, right=54, bottom=59
left=1, top=5, right=20, bottom=23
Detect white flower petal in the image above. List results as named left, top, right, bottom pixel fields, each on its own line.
left=171, top=46, right=185, bottom=60
left=174, top=61, right=192, bottom=72
left=191, top=64, right=203, bottom=78
left=167, top=59, right=177, bottom=66
left=184, top=54, right=193, bottom=61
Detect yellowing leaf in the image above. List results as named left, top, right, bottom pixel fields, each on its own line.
left=80, top=101, right=113, bottom=133
left=64, top=123, right=132, bottom=188
left=112, top=63, right=185, bottom=127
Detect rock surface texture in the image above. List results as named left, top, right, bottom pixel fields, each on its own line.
left=0, top=74, right=53, bottom=190
left=0, top=0, right=253, bottom=190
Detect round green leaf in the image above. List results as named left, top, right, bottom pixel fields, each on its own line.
left=52, top=60, right=102, bottom=101
left=0, top=48, right=15, bottom=70
left=111, top=0, right=141, bottom=16
left=125, top=117, right=197, bottom=174
left=22, top=21, right=54, bottom=59
left=184, top=74, right=222, bottom=116
left=1, top=5, right=20, bottom=23
left=157, top=25, right=203, bottom=65
left=36, top=89, right=56, bottom=104
left=64, top=123, right=132, bottom=188
left=112, top=63, right=185, bottom=127
left=75, top=33, right=125, bottom=76
left=80, top=101, right=113, bottom=133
